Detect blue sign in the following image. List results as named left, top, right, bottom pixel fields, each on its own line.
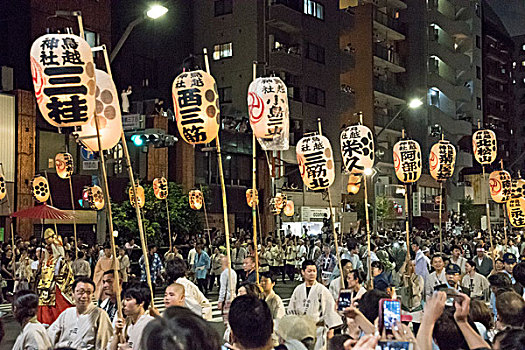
left=81, top=147, right=95, bottom=161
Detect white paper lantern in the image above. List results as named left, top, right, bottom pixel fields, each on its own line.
left=489, top=170, right=512, bottom=203
left=55, top=152, right=74, bottom=179
left=507, top=197, right=525, bottom=227
left=340, top=125, right=374, bottom=174
left=472, top=129, right=497, bottom=165
left=129, top=184, right=145, bottom=208
left=31, top=175, right=50, bottom=203
left=296, top=134, right=335, bottom=191
left=189, top=189, right=203, bottom=210
left=429, top=140, right=456, bottom=181
left=393, top=139, right=422, bottom=183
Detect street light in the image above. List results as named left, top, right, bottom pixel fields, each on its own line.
left=110, top=4, right=169, bottom=62
left=376, top=98, right=423, bottom=139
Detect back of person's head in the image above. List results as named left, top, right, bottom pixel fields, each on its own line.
left=328, top=334, right=351, bottom=350
left=229, top=295, right=273, bottom=349
left=12, top=290, right=38, bottom=324
left=493, top=327, right=525, bottom=350
left=358, top=290, right=389, bottom=323
left=123, top=283, right=151, bottom=310
left=469, top=299, right=493, bottom=331
left=165, top=257, right=187, bottom=283
left=513, top=262, right=525, bottom=286
left=496, top=291, right=525, bottom=328
left=239, top=283, right=263, bottom=299
left=488, top=273, right=512, bottom=291
left=433, top=307, right=472, bottom=350
left=142, top=306, right=221, bottom=350
left=371, top=260, right=384, bottom=271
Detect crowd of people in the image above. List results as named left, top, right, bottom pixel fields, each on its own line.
left=1, top=225, right=525, bottom=350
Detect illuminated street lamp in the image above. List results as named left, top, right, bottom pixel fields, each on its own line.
left=110, top=4, right=169, bottom=62
left=376, top=98, right=423, bottom=138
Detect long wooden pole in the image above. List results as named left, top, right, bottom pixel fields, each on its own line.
left=252, top=62, right=260, bottom=285
left=482, top=165, right=495, bottom=264
left=165, top=198, right=172, bottom=252
left=363, top=172, right=373, bottom=289
left=100, top=45, right=154, bottom=309
left=203, top=47, right=234, bottom=300
left=68, top=177, right=78, bottom=259
left=439, top=181, right=443, bottom=253
left=199, top=184, right=212, bottom=249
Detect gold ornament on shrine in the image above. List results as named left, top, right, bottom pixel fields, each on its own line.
left=429, top=140, right=456, bottom=182
left=247, top=77, right=289, bottom=150
left=189, top=189, right=203, bottom=210
left=153, top=177, right=168, bottom=200
left=472, top=129, right=497, bottom=165
left=0, top=172, right=7, bottom=201
left=283, top=200, right=294, bottom=217
left=30, top=33, right=95, bottom=128
left=55, top=152, right=74, bottom=179
left=489, top=170, right=512, bottom=203
left=507, top=197, right=525, bottom=227
left=393, top=139, right=422, bottom=183
left=75, top=69, right=123, bottom=151
left=172, top=70, right=220, bottom=145
left=246, top=189, right=259, bottom=208
left=129, top=184, right=145, bottom=208
left=340, top=125, right=374, bottom=174
left=347, top=173, right=362, bottom=195
left=83, top=185, right=105, bottom=210
left=31, top=175, right=50, bottom=203
left=296, top=134, right=335, bottom=191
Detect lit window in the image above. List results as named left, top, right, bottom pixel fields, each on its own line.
left=303, top=0, right=324, bottom=20
left=522, top=60, right=525, bottom=66
left=213, top=42, right=233, bottom=61
left=513, top=61, right=517, bottom=69
left=522, top=44, right=525, bottom=51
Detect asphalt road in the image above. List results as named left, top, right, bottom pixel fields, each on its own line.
left=0, top=279, right=300, bottom=349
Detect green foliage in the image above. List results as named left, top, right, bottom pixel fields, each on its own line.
left=459, top=197, right=483, bottom=229
left=112, top=182, right=203, bottom=247
left=375, top=195, right=397, bottom=221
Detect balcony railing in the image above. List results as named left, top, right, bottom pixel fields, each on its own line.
left=373, top=43, right=403, bottom=67
left=373, top=77, right=405, bottom=100
left=374, top=111, right=404, bottom=131
left=373, top=8, right=405, bottom=34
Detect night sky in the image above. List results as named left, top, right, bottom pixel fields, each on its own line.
left=486, top=0, right=525, bottom=37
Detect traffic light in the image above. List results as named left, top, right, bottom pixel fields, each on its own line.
left=127, top=129, right=178, bottom=148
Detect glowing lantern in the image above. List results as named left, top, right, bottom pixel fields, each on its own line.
left=340, top=125, right=374, bottom=174
left=274, top=193, right=287, bottom=210
left=172, top=70, right=220, bottom=144
left=347, top=173, right=362, bottom=195
left=507, top=197, right=525, bottom=227
left=472, top=129, right=497, bottom=165
left=247, top=77, right=289, bottom=150
left=129, top=184, right=145, bottom=208
left=30, top=33, right=95, bottom=127
left=189, top=189, right=203, bottom=210
left=74, top=69, right=123, bottom=151
left=269, top=198, right=281, bottom=215
left=83, top=185, right=105, bottom=210
left=296, top=134, right=335, bottom=191
left=153, top=177, right=168, bottom=200
left=0, top=172, right=6, bottom=201
left=246, top=189, right=259, bottom=208
left=31, top=175, right=50, bottom=203
left=511, top=178, right=525, bottom=199
left=393, top=139, right=422, bottom=183
left=429, top=140, right=456, bottom=181
left=283, top=200, right=294, bottom=217
left=55, top=152, right=74, bottom=179
left=489, top=170, right=512, bottom=203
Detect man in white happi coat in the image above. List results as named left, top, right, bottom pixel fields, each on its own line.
left=47, top=277, right=113, bottom=350
left=288, top=259, right=343, bottom=350
left=424, top=254, right=447, bottom=300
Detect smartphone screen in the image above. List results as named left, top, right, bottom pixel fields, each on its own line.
left=382, top=299, right=401, bottom=330
left=337, top=289, right=353, bottom=311
left=376, top=341, right=413, bottom=350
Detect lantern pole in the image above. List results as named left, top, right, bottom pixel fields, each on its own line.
left=482, top=164, right=495, bottom=264
left=165, top=198, right=172, bottom=252
left=400, top=130, right=411, bottom=267
left=318, top=118, right=344, bottom=289
left=501, top=161, right=508, bottom=251
left=199, top=184, right=212, bottom=251
left=100, top=45, right=154, bottom=310
left=203, top=47, right=234, bottom=301
left=1, top=163, right=17, bottom=278
left=68, top=177, right=78, bottom=259
left=439, top=181, right=443, bottom=253
left=43, top=171, right=59, bottom=236
left=252, top=62, right=260, bottom=285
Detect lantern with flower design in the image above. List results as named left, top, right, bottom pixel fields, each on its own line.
left=189, top=189, right=204, bottom=210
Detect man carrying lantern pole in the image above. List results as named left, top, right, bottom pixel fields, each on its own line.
left=393, top=131, right=422, bottom=270
left=340, top=114, right=375, bottom=288
left=429, top=135, right=456, bottom=253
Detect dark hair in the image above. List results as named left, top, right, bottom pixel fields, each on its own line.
left=341, top=259, right=351, bottom=268
left=495, top=327, right=525, bottom=350
left=142, top=306, right=221, bottom=350
left=469, top=299, right=493, bottom=331
left=496, top=291, right=525, bottom=328
left=370, top=242, right=376, bottom=251
left=72, top=276, right=96, bottom=291
left=328, top=334, right=351, bottom=350
left=371, top=260, right=384, bottom=271
left=347, top=241, right=357, bottom=251
left=165, top=257, right=187, bottom=283
left=451, top=245, right=461, bottom=252
left=12, top=290, right=38, bottom=324
left=348, top=269, right=363, bottom=283
left=302, top=259, right=316, bottom=271
left=432, top=254, right=444, bottom=263
left=239, top=283, right=263, bottom=299
left=78, top=251, right=85, bottom=259
left=244, top=255, right=255, bottom=264
left=123, top=284, right=151, bottom=310
left=358, top=290, right=388, bottom=323
left=433, top=307, right=474, bottom=350
left=488, top=273, right=512, bottom=288
left=465, top=260, right=476, bottom=270
left=102, top=269, right=123, bottom=279
left=261, top=272, right=276, bottom=283
left=229, top=295, right=273, bottom=349
left=513, top=262, right=525, bottom=286
left=149, top=244, right=157, bottom=251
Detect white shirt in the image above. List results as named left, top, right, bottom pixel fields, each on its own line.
left=13, top=318, right=52, bottom=350
left=125, top=313, right=154, bottom=350
left=176, top=277, right=212, bottom=320
left=219, top=268, right=238, bottom=304
left=187, top=248, right=197, bottom=267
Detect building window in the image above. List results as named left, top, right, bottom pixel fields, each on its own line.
left=522, top=44, right=525, bottom=51
left=85, top=30, right=99, bottom=48
left=213, top=42, right=233, bottom=60
left=522, top=60, right=525, bottom=67
left=214, top=0, right=232, bottom=16
left=306, top=86, right=325, bottom=106
left=429, top=88, right=440, bottom=106
left=513, top=61, right=517, bottom=69
left=303, top=0, right=324, bottom=20
left=475, top=2, right=480, bottom=17
left=476, top=35, right=481, bottom=48
left=218, top=86, right=232, bottom=103
left=476, top=66, right=481, bottom=79
left=305, top=42, right=325, bottom=64
left=476, top=97, right=482, bottom=110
